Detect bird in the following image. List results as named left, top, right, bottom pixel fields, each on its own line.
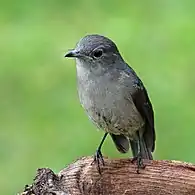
left=64, top=34, right=155, bottom=173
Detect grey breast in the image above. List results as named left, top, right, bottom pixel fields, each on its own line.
left=76, top=63, right=144, bottom=138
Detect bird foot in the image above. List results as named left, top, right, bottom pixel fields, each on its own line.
left=131, top=154, right=146, bottom=174
left=91, top=149, right=105, bottom=174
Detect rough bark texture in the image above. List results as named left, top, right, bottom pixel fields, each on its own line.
left=20, top=157, right=195, bottom=195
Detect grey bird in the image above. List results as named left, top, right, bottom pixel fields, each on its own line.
left=65, top=34, right=155, bottom=173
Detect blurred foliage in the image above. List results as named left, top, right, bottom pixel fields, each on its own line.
left=0, top=0, right=195, bottom=194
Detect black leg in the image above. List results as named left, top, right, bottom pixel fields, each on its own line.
left=131, top=133, right=145, bottom=174
left=91, top=133, right=108, bottom=174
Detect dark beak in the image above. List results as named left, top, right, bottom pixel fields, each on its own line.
left=64, top=50, right=80, bottom=58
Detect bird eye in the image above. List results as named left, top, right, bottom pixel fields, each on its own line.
left=93, top=49, right=103, bottom=58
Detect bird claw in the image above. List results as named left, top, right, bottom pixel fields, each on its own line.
left=131, top=153, right=146, bottom=174
left=91, top=149, right=105, bottom=174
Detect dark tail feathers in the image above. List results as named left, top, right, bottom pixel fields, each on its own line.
left=130, top=136, right=153, bottom=160
left=110, top=134, right=129, bottom=153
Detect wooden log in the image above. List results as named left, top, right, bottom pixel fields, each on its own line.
left=20, top=157, right=195, bottom=195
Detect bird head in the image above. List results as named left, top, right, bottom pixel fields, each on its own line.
left=65, top=34, right=124, bottom=74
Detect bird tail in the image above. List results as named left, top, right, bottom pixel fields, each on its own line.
left=110, top=134, right=129, bottom=153
left=130, top=134, right=153, bottom=160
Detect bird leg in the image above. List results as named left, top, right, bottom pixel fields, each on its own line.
left=131, top=154, right=146, bottom=174
left=131, top=133, right=146, bottom=173
left=91, top=133, right=108, bottom=174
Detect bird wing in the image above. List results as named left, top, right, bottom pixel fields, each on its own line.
left=123, top=66, right=156, bottom=152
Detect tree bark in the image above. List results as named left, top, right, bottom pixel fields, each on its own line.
left=20, top=157, right=195, bottom=195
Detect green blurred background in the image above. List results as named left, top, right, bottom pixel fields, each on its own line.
left=0, top=0, right=195, bottom=194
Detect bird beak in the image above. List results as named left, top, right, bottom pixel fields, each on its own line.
left=64, top=49, right=81, bottom=58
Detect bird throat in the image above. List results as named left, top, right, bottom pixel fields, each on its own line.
left=76, top=58, right=106, bottom=77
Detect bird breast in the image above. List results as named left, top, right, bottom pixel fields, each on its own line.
left=76, top=64, right=144, bottom=138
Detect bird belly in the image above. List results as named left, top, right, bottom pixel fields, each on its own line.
left=78, top=81, right=144, bottom=139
